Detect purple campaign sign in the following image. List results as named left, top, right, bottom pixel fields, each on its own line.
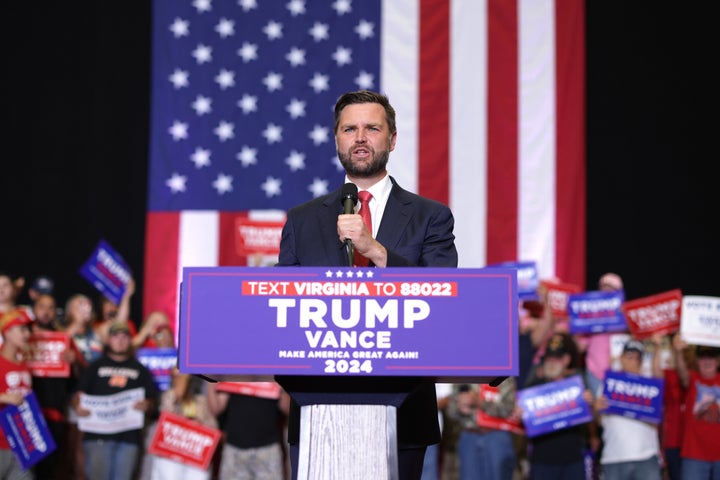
left=601, top=370, right=664, bottom=424
left=517, top=374, right=592, bottom=437
left=0, top=391, right=57, bottom=470
left=137, top=348, right=178, bottom=392
left=178, top=267, right=518, bottom=382
left=78, top=239, right=131, bottom=305
left=568, top=290, right=627, bottom=334
left=487, top=260, right=539, bottom=301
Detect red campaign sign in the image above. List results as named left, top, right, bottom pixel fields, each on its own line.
left=475, top=385, right=525, bottom=435
left=28, top=332, right=71, bottom=378
left=621, top=289, right=683, bottom=340
left=233, top=218, right=284, bottom=256
left=215, top=382, right=281, bottom=399
left=148, top=411, right=222, bottom=470
left=541, top=280, right=581, bottom=319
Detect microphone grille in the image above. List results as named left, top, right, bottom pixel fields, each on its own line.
left=341, top=182, right=358, bottom=203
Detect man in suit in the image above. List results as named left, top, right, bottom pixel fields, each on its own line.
left=276, top=90, right=458, bottom=480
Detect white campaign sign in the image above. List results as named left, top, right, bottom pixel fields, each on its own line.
left=78, top=387, right=145, bottom=434
left=681, top=296, right=720, bottom=347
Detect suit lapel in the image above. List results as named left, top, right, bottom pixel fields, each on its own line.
left=322, top=188, right=351, bottom=265
left=376, top=180, right=412, bottom=250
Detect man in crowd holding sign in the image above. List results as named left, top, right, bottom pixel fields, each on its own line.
left=276, top=90, right=458, bottom=480
left=672, top=336, right=720, bottom=479
left=593, top=337, right=664, bottom=479
left=29, top=293, right=79, bottom=480
left=206, top=382, right=290, bottom=480
left=0, top=309, right=34, bottom=480
left=518, top=332, right=594, bottom=479
left=72, top=321, right=159, bottom=480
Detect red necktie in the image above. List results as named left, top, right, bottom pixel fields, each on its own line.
left=353, top=190, right=373, bottom=267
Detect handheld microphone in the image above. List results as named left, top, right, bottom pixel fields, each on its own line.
left=340, top=183, right=358, bottom=266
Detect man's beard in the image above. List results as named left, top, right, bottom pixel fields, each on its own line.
left=338, top=145, right=390, bottom=178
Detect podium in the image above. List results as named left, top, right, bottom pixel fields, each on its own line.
left=178, top=266, right=518, bottom=479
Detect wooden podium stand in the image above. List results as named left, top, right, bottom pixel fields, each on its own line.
left=178, top=266, right=518, bottom=479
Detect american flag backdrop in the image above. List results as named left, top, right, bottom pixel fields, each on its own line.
left=144, top=0, right=586, bottom=323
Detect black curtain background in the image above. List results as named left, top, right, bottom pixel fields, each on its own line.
left=3, top=3, right=717, bottom=325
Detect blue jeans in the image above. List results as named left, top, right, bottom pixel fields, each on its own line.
left=83, top=439, right=139, bottom=480
left=602, top=455, right=661, bottom=480
left=682, top=458, right=720, bottom=480
left=421, top=443, right=440, bottom=480
left=457, top=430, right=515, bottom=480
left=530, top=461, right=586, bottom=480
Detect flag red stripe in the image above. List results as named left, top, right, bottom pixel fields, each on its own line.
left=218, top=212, right=237, bottom=266
left=486, top=0, right=519, bottom=265
left=418, top=0, right=449, bottom=204
left=555, top=0, right=586, bottom=288
left=143, top=212, right=180, bottom=320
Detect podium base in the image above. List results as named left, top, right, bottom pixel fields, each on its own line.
left=297, top=404, right=398, bottom=480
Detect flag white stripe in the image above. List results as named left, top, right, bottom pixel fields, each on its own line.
left=451, top=0, right=489, bottom=267
left=381, top=0, right=419, bottom=193
left=178, top=211, right=219, bottom=289
left=519, top=0, right=557, bottom=279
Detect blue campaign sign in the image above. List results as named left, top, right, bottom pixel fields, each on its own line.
left=487, top=260, right=539, bottom=301
left=601, top=370, right=664, bottom=424
left=78, top=239, right=132, bottom=305
left=568, top=290, right=627, bottom=334
left=0, top=391, right=57, bottom=470
left=137, top=348, right=178, bottom=392
left=517, top=374, right=592, bottom=437
left=178, top=266, right=518, bottom=382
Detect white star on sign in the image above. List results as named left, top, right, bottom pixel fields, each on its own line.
left=308, top=177, right=329, bottom=197
left=237, top=94, right=258, bottom=114
left=309, top=73, right=329, bottom=93
left=169, top=121, right=188, bottom=141
left=166, top=173, right=187, bottom=193
left=215, top=69, right=235, bottom=89
left=192, top=44, right=212, bottom=64
left=215, top=18, right=235, bottom=37
left=214, top=121, right=235, bottom=142
left=263, top=21, right=283, bottom=40
left=238, top=0, right=257, bottom=11
left=332, top=46, right=352, bottom=66
left=236, top=146, right=258, bottom=167
left=263, top=72, right=283, bottom=92
left=169, top=69, right=189, bottom=89
left=332, top=0, right=352, bottom=15
left=308, top=125, right=330, bottom=146
left=355, top=20, right=375, bottom=40
left=262, top=123, right=283, bottom=144
left=286, top=0, right=306, bottom=16
left=237, top=42, right=258, bottom=62
left=286, top=47, right=306, bottom=67
left=212, top=173, right=233, bottom=195
left=261, top=176, right=282, bottom=197
left=169, top=18, right=189, bottom=38
left=190, top=147, right=211, bottom=168
left=192, top=95, right=212, bottom=115
left=309, top=22, right=329, bottom=41
left=286, top=98, right=306, bottom=119
left=192, top=0, right=212, bottom=13
left=355, top=71, right=374, bottom=90
left=285, top=150, right=306, bottom=171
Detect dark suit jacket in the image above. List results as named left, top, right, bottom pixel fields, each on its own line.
left=276, top=176, right=458, bottom=447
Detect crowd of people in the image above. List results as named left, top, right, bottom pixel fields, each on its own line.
left=0, top=271, right=290, bottom=480
left=432, top=273, right=720, bottom=480
left=1, top=269, right=718, bottom=480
